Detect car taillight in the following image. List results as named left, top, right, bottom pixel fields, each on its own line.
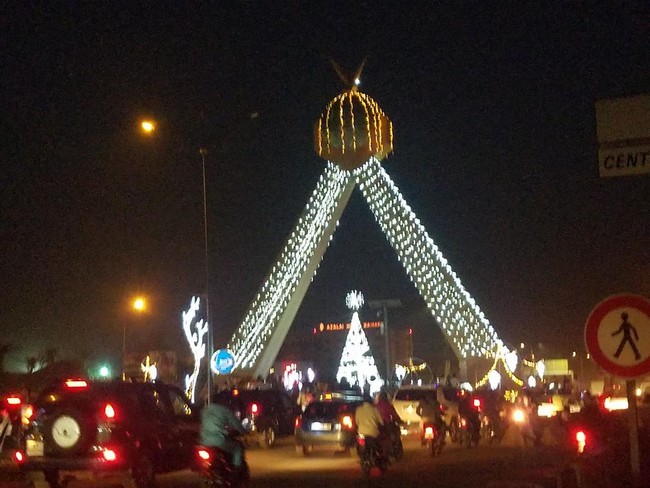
left=357, top=434, right=366, bottom=446
left=13, top=450, right=25, bottom=464
left=250, top=403, right=260, bottom=415
left=7, top=396, right=22, bottom=406
left=104, top=403, right=116, bottom=420
left=102, top=449, right=117, bottom=462
left=575, top=430, right=587, bottom=453
left=65, top=379, right=89, bottom=389
left=473, top=398, right=481, bottom=410
left=197, top=448, right=211, bottom=461
left=341, top=415, right=353, bottom=429
left=424, top=426, right=434, bottom=439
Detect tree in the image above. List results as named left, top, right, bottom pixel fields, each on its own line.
left=39, top=347, right=59, bottom=368
left=336, top=309, right=383, bottom=396
left=26, top=356, right=38, bottom=374
left=0, top=343, right=13, bottom=374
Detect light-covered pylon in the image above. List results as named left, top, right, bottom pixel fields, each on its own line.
left=228, top=82, right=504, bottom=378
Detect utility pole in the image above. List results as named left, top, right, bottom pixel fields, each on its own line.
left=368, top=299, right=402, bottom=387
left=200, top=147, right=213, bottom=404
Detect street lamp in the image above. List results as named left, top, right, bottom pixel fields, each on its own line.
left=200, top=147, right=214, bottom=403
left=140, top=119, right=156, bottom=135
left=123, top=295, right=147, bottom=380
left=367, top=298, right=402, bottom=387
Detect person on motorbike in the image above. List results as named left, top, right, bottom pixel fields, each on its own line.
left=199, top=398, right=247, bottom=477
left=458, top=396, right=481, bottom=445
left=416, top=391, right=445, bottom=442
left=355, top=395, right=385, bottom=459
left=374, top=390, right=403, bottom=458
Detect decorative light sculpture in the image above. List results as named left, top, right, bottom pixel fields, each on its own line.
left=488, top=370, right=502, bottom=390
left=228, top=71, right=507, bottom=379
left=182, top=296, right=209, bottom=403
left=336, top=291, right=383, bottom=395
left=141, top=355, right=158, bottom=382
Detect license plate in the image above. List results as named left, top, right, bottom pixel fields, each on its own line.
left=26, top=438, right=44, bottom=457
left=310, top=422, right=331, bottom=431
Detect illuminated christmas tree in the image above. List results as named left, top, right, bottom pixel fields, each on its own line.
left=336, top=291, right=383, bottom=395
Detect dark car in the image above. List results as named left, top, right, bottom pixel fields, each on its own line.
left=294, top=390, right=364, bottom=455
left=9, top=378, right=200, bottom=488
left=213, top=387, right=300, bottom=449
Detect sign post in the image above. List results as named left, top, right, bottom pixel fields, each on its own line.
left=584, top=293, right=650, bottom=481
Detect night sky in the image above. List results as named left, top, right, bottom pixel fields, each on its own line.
left=2, top=3, right=649, bottom=374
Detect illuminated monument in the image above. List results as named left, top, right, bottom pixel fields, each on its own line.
left=227, top=65, right=523, bottom=386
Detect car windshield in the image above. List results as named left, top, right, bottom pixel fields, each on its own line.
left=394, top=389, right=434, bottom=401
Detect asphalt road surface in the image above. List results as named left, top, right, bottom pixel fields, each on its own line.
left=2, top=434, right=640, bottom=488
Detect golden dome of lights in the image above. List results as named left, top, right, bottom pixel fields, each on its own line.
left=314, top=88, right=393, bottom=171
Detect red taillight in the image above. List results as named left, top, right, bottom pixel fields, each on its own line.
left=357, top=435, right=366, bottom=447
left=341, top=414, right=353, bottom=430
left=575, top=430, right=587, bottom=453
left=104, top=403, right=116, bottom=420
left=102, top=449, right=117, bottom=462
left=197, top=448, right=211, bottom=461
left=65, top=379, right=89, bottom=389
left=13, top=450, right=25, bottom=463
left=424, top=426, right=434, bottom=439
left=7, top=396, right=22, bottom=406
left=473, top=398, right=481, bottom=410
left=250, top=403, right=260, bottom=415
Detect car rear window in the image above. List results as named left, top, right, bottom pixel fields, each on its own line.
left=304, top=401, right=360, bottom=417
left=394, top=389, right=435, bottom=401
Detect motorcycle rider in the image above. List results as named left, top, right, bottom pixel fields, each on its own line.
left=374, top=390, right=403, bottom=458
left=458, top=396, right=481, bottom=445
left=200, top=397, right=247, bottom=478
left=416, top=391, right=445, bottom=442
left=355, top=394, right=385, bottom=460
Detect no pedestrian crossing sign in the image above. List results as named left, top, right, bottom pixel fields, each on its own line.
left=584, top=294, right=650, bottom=378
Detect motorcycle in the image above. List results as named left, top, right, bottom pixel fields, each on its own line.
left=457, top=414, right=481, bottom=448
left=385, top=421, right=403, bottom=461
left=356, top=433, right=387, bottom=477
left=194, top=435, right=249, bottom=488
left=422, top=422, right=445, bottom=457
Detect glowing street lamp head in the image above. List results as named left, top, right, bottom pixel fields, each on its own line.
left=140, top=119, right=156, bottom=135
left=132, top=296, right=146, bottom=312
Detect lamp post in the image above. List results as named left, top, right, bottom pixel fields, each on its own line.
left=200, top=148, right=214, bottom=403
left=368, top=298, right=402, bottom=387
left=123, top=296, right=147, bottom=380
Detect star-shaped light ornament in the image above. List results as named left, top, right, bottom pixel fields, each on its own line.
left=346, top=290, right=365, bottom=311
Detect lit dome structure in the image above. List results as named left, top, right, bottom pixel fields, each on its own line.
left=314, top=88, right=393, bottom=170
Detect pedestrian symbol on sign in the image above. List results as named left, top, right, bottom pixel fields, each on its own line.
left=612, top=312, right=642, bottom=361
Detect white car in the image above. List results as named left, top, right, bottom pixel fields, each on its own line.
left=392, top=385, right=460, bottom=434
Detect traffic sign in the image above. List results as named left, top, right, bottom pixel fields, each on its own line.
left=584, top=294, right=650, bottom=378
left=211, top=349, right=235, bottom=375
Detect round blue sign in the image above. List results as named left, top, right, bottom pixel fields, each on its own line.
left=211, top=349, right=235, bottom=375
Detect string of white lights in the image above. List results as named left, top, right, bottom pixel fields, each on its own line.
left=355, top=158, right=501, bottom=359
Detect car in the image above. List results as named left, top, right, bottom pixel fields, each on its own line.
left=8, top=378, right=200, bottom=488
left=213, top=386, right=300, bottom=449
left=392, top=385, right=460, bottom=435
left=294, top=390, right=364, bottom=455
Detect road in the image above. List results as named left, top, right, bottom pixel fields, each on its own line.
left=2, top=433, right=640, bottom=488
